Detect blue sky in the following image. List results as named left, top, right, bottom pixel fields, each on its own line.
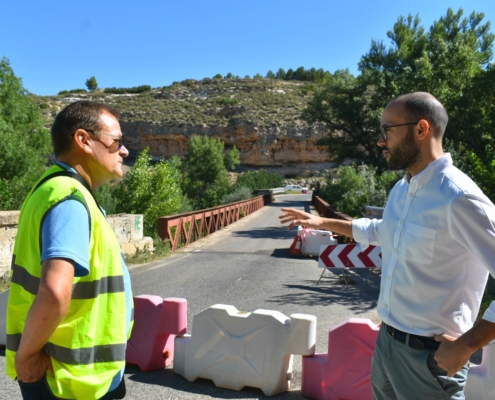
left=2, top=0, right=494, bottom=96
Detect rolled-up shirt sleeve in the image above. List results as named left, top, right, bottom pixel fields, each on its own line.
left=351, top=218, right=382, bottom=251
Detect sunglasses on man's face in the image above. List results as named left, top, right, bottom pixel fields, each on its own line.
left=86, top=130, right=125, bottom=149
left=98, top=133, right=125, bottom=149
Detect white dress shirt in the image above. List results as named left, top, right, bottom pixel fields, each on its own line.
left=352, top=154, right=495, bottom=337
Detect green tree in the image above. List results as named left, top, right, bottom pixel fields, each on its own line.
left=254, top=73, right=263, bottom=80
left=182, top=136, right=231, bottom=209
left=294, top=66, right=307, bottom=81
left=213, top=73, right=223, bottom=79
left=223, top=145, right=241, bottom=171
left=275, top=68, right=286, bottom=79
left=304, top=8, right=495, bottom=180
left=224, top=72, right=234, bottom=79
left=285, top=68, right=295, bottom=80
left=316, top=164, right=402, bottom=218
left=302, top=69, right=385, bottom=167
left=0, top=57, right=51, bottom=209
left=112, top=149, right=183, bottom=236
left=85, top=76, right=98, bottom=91
left=266, top=70, right=275, bottom=79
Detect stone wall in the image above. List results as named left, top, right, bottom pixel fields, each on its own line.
left=0, top=211, right=153, bottom=277
left=0, top=211, right=20, bottom=277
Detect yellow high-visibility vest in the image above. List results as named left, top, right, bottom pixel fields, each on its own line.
left=6, top=165, right=131, bottom=399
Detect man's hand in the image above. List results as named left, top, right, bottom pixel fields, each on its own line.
left=433, top=334, right=472, bottom=377
left=15, top=351, right=53, bottom=383
left=279, top=207, right=354, bottom=237
left=434, top=319, right=495, bottom=377
left=279, top=208, right=324, bottom=230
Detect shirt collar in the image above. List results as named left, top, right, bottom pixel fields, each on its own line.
left=55, top=161, right=78, bottom=174
left=406, top=153, right=452, bottom=189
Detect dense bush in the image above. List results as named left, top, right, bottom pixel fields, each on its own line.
left=315, top=164, right=403, bottom=218
left=58, top=88, right=88, bottom=95
left=104, top=85, right=152, bottom=94
left=220, top=186, right=253, bottom=204
left=112, top=149, right=183, bottom=236
left=235, top=170, right=285, bottom=193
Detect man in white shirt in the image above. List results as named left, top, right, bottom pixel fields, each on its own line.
left=279, top=92, right=495, bottom=399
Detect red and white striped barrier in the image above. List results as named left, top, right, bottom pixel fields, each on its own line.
left=318, top=244, right=382, bottom=268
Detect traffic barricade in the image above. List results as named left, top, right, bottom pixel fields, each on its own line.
left=173, top=304, right=316, bottom=396
left=317, top=244, right=382, bottom=285
left=126, top=295, right=187, bottom=371
left=302, top=318, right=379, bottom=400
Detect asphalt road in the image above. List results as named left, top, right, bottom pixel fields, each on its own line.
left=0, top=194, right=381, bottom=399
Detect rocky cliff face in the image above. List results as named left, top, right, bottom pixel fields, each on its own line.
left=122, top=119, right=329, bottom=167
left=35, top=78, right=331, bottom=170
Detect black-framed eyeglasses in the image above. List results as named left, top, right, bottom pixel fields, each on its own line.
left=379, top=122, right=419, bottom=142
left=86, top=130, right=125, bottom=149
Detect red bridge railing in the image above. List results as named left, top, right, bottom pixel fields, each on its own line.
left=312, top=194, right=355, bottom=243
left=158, top=194, right=272, bottom=251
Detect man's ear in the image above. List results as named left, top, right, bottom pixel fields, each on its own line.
left=417, top=119, right=431, bottom=140
left=73, top=129, right=93, bottom=154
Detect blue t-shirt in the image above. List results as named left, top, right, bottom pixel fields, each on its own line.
left=41, top=162, right=132, bottom=391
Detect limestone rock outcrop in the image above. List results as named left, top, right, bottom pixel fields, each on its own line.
left=121, top=120, right=329, bottom=167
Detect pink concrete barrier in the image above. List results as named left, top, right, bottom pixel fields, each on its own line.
left=126, top=295, right=187, bottom=371
left=302, top=318, right=379, bottom=400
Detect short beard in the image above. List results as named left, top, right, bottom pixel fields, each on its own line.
left=386, top=126, right=421, bottom=170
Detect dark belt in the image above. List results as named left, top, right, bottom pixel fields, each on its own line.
left=384, top=323, right=440, bottom=350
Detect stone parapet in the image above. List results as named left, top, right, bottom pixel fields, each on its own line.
left=0, top=211, right=152, bottom=277
left=0, top=211, right=19, bottom=276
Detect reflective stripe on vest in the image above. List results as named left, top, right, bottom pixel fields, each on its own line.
left=6, top=333, right=126, bottom=364
left=11, top=257, right=125, bottom=298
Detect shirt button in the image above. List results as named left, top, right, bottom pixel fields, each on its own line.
left=394, top=248, right=397, bottom=253
left=384, top=304, right=388, bottom=309
left=409, top=193, right=414, bottom=197
left=388, top=276, right=391, bottom=280
left=400, top=219, right=404, bottom=224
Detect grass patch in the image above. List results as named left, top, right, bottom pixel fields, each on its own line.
left=0, top=274, right=10, bottom=294
left=285, top=190, right=307, bottom=194
left=124, top=237, right=172, bottom=265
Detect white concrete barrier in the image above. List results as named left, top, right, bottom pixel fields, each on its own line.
left=465, top=341, right=495, bottom=399
left=174, top=304, right=316, bottom=396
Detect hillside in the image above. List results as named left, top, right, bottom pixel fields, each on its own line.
left=32, top=78, right=333, bottom=175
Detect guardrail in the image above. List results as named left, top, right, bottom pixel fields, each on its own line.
left=158, top=194, right=271, bottom=251
left=312, top=195, right=354, bottom=243
left=257, top=187, right=285, bottom=195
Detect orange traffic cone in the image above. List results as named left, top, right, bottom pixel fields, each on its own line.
left=290, top=234, right=303, bottom=256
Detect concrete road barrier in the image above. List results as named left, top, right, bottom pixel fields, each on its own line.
left=126, top=295, right=187, bottom=371
left=173, top=304, right=316, bottom=396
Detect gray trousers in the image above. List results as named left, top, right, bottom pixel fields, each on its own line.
left=371, top=324, right=468, bottom=400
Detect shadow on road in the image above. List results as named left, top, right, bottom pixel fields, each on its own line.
left=266, top=273, right=380, bottom=315
left=126, top=365, right=303, bottom=399
left=233, top=227, right=295, bottom=240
